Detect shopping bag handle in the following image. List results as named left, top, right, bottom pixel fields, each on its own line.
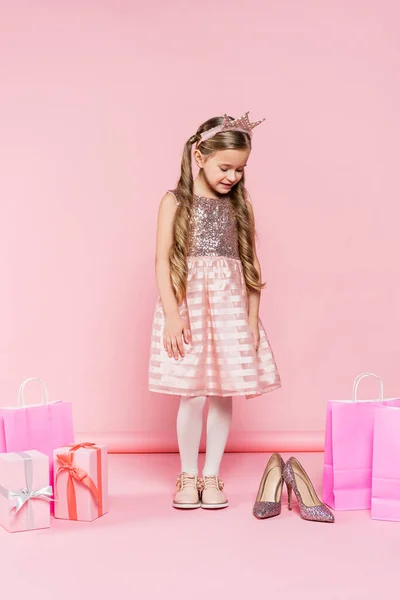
left=352, top=373, right=383, bottom=402
left=17, top=378, right=49, bottom=407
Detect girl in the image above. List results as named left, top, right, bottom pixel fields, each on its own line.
left=149, top=112, right=281, bottom=509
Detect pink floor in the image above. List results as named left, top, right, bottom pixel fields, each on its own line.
left=1, top=452, right=398, bottom=599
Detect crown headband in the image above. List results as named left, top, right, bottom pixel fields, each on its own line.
left=195, top=111, right=265, bottom=147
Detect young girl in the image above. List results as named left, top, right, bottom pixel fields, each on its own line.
left=149, top=112, right=281, bottom=509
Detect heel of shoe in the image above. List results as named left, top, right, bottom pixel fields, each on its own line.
left=287, top=482, right=293, bottom=510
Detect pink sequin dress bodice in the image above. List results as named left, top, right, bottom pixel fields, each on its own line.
left=148, top=190, right=281, bottom=399
left=187, top=195, right=239, bottom=259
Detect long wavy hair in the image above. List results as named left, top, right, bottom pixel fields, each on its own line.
left=169, top=115, right=265, bottom=304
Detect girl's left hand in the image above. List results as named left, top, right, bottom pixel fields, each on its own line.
left=249, top=316, right=260, bottom=352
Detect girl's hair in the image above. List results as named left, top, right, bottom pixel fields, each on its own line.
left=169, top=115, right=265, bottom=304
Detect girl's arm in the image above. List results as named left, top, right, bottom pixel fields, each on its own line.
left=155, top=193, right=190, bottom=360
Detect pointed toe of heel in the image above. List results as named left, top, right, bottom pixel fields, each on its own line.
left=253, top=501, right=281, bottom=519
left=302, top=506, right=335, bottom=523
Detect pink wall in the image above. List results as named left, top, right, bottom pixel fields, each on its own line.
left=1, top=1, right=399, bottom=452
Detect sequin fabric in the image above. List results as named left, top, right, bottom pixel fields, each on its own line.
left=188, top=195, right=240, bottom=259
left=283, top=459, right=335, bottom=523
left=253, top=501, right=282, bottom=519
left=148, top=191, right=281, bottom=399
left=253, top=453, right=285, bottom=519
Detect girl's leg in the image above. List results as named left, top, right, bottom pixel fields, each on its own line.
left=176, top=395, right=207, bottom=475
left=202, top=395, right=233, bottom=476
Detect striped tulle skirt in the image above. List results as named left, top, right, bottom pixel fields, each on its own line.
left=148, top=256, right=281, bottom=399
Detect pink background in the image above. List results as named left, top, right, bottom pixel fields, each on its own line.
left=1, top=0, right=399, bottom=452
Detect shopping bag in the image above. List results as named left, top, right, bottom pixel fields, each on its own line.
left=323, top=373, right=400, bottom=511
left=0, top=378, right=74, bottom=478
left=371, top=404, right=400, bottom=521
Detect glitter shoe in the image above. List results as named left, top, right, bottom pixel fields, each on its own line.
left=283, top=457, right=335, bottom=523
left=173, top=473, right=201, bottom=509
left=199, top=475, right=228, bottom=509
left=253, top=453, right=285, bottom=519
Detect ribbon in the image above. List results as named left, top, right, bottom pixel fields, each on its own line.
left=0, top=451, right=53, bottom=530
left=55, top=443, right=103, bottom=520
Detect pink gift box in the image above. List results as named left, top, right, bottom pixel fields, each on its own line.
left=0, top=450, right=52, bottom=533
left=54, top=443, right=108, bottom=522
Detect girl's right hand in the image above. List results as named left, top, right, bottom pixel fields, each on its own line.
left=163, top=312, right=191, bottom=360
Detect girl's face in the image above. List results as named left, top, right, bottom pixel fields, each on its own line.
left=195, top=148, right=251, bottom=195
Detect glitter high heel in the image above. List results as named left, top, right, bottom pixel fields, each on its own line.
left=283, top=457, right=334, bottom=523
left=253, top=453, right=285, bottom=519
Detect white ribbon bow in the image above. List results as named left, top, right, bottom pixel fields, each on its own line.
left=10, top=485, right=53, bottom=515
left=0, top=451, right=53, bottom=530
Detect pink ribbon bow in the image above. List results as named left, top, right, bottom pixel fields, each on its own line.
left=55, top=443, right=103, bottom=520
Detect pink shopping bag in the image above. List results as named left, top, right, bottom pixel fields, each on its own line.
left=0, top=378, right=74, bottom=479
left=371, top=405, right=400, bottom=521
left=323, top=373, right=400, bottom=511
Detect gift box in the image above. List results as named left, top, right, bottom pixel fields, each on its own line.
left=0, top=450, right=52, bottom=533
left=54, top=443, right=108, bottom=521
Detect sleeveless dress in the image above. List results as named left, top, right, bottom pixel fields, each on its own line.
left=148, top=192, right=281, bottom=399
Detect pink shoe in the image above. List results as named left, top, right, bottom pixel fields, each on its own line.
left=200, top=475, right=229, bottom=509
left=173, top=473, right=201, bottom=509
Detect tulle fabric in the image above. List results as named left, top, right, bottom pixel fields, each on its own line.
left=148, top=256, right=281, bottom=399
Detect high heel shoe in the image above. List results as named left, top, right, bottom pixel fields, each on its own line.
left=283, top=457, right=334, bottom=523
left=253, top=453, right=285, bottom=519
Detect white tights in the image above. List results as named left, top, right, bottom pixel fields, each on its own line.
left=176, top=395, right=233, bottom=476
